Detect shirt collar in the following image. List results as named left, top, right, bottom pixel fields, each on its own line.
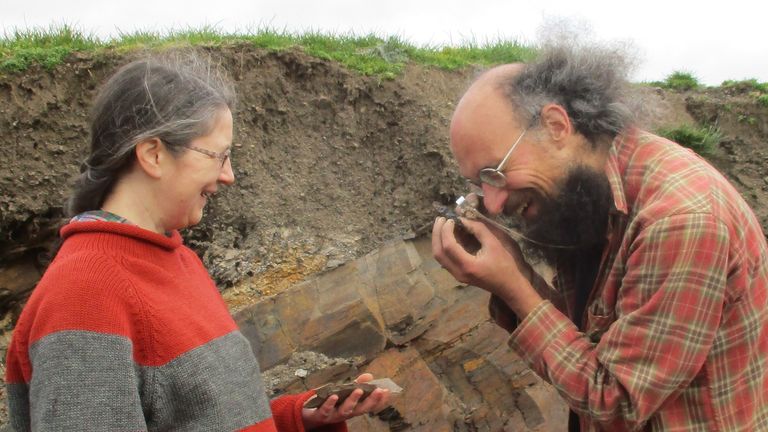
left=603, top=129, right=638, bottom=216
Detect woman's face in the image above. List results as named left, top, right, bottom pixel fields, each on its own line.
left=159, top=108, right=235, bottom=231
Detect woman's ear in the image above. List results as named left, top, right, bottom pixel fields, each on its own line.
left=539, top=104, right=573, bottom=148
left=135, top=138, right=165, bottom=179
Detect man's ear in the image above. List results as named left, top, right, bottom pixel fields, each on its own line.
left=135, top=138, right=165, bottom=179
left=539, top=104, right=573, bottom=148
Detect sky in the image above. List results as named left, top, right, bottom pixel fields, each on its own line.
left=3, top=0, right=767, bottom=85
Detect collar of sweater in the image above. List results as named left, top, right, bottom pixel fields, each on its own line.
left=61, top=220, right=183, bottom=251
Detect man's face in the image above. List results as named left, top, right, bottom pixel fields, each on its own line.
left=450, top=116, right=613, bottom=265
left=510, top=164, right=613, bottom=265
left=449, top=81, right=613, bottom=263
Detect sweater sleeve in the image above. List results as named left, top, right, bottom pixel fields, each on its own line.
left=270, top=391, right=348, bottom=432
left=5, top=253, right=150, bottom=431
left=16, top=332, right=148, bottom=431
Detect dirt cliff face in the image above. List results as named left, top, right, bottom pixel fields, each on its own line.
left=1, top=46, right=767, bottom=429
left=684, top=88, right=768, bottom=229
left=0, top=46, right=478, bottom=315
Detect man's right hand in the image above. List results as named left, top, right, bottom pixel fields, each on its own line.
left=431, top=215, right=543, bottom=319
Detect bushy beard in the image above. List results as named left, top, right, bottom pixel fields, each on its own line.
left=480, top=165, right=613, bottom=327
left=517, top=165, right=613, bottom=267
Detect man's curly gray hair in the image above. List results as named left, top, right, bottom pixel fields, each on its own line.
left=501, top=44, right=635, bottom=146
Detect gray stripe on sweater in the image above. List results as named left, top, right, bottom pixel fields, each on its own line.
left=28, top=331, right=147, bottom=431
left=7, top=383, right=30, bottom=432
left=17, top=330, right=271, bottom=431
left=144, top=331, right=272, bottom=431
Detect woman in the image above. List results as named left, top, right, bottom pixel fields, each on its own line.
left=5, top=55, right=388, bottom=431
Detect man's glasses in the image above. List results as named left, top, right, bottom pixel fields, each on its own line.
left=474, top=128, right=528, bottom=189
left=185, top=145, right=231, bottom=168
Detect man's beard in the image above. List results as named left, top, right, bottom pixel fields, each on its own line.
left=515, top=165, right=613, bottom=267
left=487, top=165, right=613, bottom=328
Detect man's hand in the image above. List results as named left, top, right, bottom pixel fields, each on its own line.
left=301, top=373, right=391, bottom=430
left=432, top=215, right=543, bottom=319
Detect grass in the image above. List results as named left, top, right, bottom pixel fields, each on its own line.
left=657, top=124, right=722, bottom=156
left=721, top=79, right=768, bottom=109
left=1, top=25, right=536, bottom=77
left=0, top=24, right=101, bottom=71
left=651, top=71, right=700, bottom=91
left=721, top=79, right=768, bottom=94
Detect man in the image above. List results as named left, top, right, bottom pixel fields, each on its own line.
left=432, top=45, right=768, bottom=431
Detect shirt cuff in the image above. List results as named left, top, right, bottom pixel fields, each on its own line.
left=270, top=390, right=349, bottom=432
left=508, top=300, right=576, bottom=367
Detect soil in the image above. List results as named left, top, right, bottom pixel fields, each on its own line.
left=0, top=45, right=476, bottom=316
left=0, top=44, right=767, bottom=428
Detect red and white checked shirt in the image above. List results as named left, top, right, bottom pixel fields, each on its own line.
left=508, top=129, right=768, bottom=431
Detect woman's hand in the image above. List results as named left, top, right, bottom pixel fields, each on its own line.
left=301, top=373, right=391, bottom=430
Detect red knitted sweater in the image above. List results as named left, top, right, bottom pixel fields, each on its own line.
left=5, top=221, right=346, bottom=432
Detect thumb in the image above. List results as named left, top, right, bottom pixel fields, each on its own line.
left=458, top=216, right=496, bottom=245
left=462, top=214, right=524, bottom=253
left=354, top=373, right=374, bottom=383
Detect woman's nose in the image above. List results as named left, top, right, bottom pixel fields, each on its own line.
left=218, top=158, right=235, bottom=185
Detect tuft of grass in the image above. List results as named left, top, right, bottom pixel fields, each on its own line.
left=721, top=79, right=768, bottom=94
left=737, top=114, right=758, bottom=125
left=660, top=71, right=700, bottom=91
left=657, top=124, right=721, bottom=156
left=720, top=79, right=768, bottom=108
left=0, top=24, right=100, bottom=71
left=408, top=38, right=536, bottom=70
left=294, top=32, right=411, bottom=78
left=1, top=24, right=535, bottom=77
left=643, top=80, right=666, bottom=88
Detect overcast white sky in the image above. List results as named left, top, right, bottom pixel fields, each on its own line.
left=3, top=0, right=767, bottom=85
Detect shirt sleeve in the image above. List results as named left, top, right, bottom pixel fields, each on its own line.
left=270, top=391, right=348, bottom=432
left=22, top=331, right=148, bottom=431
left=508, top=213, right=729, bottom=430
left=5, top=253, right=151, bottom=432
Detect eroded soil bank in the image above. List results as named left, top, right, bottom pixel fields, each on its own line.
left=1, top=46, right=476, bottom=313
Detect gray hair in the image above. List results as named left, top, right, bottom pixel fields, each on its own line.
left=67, top=53, right=236, bottom=216
left=500, top=44, right=634, bottom=145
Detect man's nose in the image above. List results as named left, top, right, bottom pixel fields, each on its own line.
left=481, top=184, right=508, bottom=216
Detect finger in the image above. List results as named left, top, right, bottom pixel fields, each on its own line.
left=460, top=217, right=529, bottom=270
left=354, top=373, right=373, bottom=384
left=432, top=218, right=463, bottom=275
left=318, top=394, right=339, bottom=415
left=464, top=192, right=480, bottom=208
left=457, top=216, right=495, bottom=245
left=460, top=216, right=525, bottom=261
left=337, top=388, right=363, bottom=415
left=439, top=219, right=475, bottom=267
left=372, top=389, right=392, bottom=412
left=356, top=389, right=389, bottom=414
left=431, top=217, right=447, bottom=260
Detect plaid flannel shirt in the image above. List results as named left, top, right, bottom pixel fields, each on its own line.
left=508, top=129, right=768, bottom=431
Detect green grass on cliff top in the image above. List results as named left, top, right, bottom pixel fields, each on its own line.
left=0, top=24, right=536, bottom=77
